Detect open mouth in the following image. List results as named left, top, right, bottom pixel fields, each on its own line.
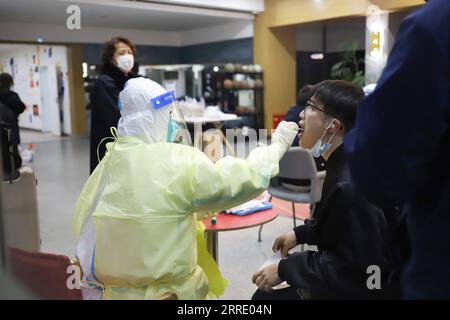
left=298, top=122, right=304, bottom=137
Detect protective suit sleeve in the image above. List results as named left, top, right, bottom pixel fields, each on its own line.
left=188, top=121, right=298, bottom=214
left=72, top=144, right=110, bottom=239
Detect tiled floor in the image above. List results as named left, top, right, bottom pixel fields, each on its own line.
left=18, top=129, right=303, bottom=300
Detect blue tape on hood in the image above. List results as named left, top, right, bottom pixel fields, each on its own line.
left=151, top=91, right=176, bottom=109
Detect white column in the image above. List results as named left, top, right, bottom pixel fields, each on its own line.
left=365, top=4, right=390, bottom=85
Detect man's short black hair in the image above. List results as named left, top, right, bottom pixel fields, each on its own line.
left=312, top=80, right=365, bottom=132
left=297, top=84, right=314, bottom=108
left=0, top=73, right=14, bottom=89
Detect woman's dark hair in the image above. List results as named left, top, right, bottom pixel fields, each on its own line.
left=297, top=84, right=314, bottom=108
left=312, top=80, right=365, bottom=132
left=0, top=73, right=14, bottom=89
left=101, top=36, right=136, bottom=65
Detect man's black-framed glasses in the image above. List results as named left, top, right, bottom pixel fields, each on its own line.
left=304, top=99, right=326, bottom=114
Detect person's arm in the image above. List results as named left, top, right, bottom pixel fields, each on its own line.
left=344, top=15, right=448, bottom=207
left=293, top=220, right=318, bottom=245
left=90, top=78, right=121, bottom=129
left=188, top=122, right=298, bottom=214
left=9, top=92, right=26, bottom=115
left=271, top=223, right=318, bottom=259
left=278, top=183, right=389, bottom=298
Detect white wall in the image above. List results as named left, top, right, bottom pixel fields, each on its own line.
left=0, top=20, right=254, bottom=47
left=0, top=22, right=181, bottom=46
left=181, top=20, right=253, bottom=46
left=0, top=45, right=72, bottom=135
left=147, top=0, right=264, bottom=12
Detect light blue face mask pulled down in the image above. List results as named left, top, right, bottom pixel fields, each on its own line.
left=167, top=115, right=182, bottom=143
left=310, top=120, right=337, bottom=158
left=150, top=90, right=192, bottom=145
left=149, top=90, right=182, bottom=143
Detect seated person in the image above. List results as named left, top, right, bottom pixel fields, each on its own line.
left=284, top=84, right=314, bottom=147
left=252, top=80, right=399, bottom=300
left=281, top=85, right=325, bottom=192
left=73, top=77, right=299, bottom=300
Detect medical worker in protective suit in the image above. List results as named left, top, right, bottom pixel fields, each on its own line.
left=72, top=77, right=299, bottom=300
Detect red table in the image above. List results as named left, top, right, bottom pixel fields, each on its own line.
left=203, top=207, right=279, bottom=263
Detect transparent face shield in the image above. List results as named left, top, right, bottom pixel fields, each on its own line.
left=150, top=91, right=192, bottom=146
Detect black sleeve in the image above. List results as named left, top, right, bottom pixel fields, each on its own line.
left=89, top=77, right=121, bottom=173
left=294, top=220, right=318, bottom=245
left=90, top=78, right=120, bottom=130
left=344, top=14, right=447, bottom=207
left=284, top=105, right=300, bottom=123
left=8, top=92, right=26, bottom=116
left=278, top=183, right=390, bottom=299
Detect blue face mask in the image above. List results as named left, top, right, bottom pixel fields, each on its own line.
left=310, top=120, right=336, bottom=158
left=167, top=113, right=182, bottom=143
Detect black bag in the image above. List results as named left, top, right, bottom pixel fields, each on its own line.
left=0, top=103, right=21, bottom=181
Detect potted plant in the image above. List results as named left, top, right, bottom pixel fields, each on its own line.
left=330, top=41, right=365, bottom=87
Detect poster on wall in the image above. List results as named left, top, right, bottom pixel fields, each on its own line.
left=9, top=58, right=14, bottom=78
left=32, top=104, right=39, bottom=117
left=29, top=67, right=35, bottom=88
left=36, top=46, right=40, bottom=65
left=0, top=44, right=71, bottom=133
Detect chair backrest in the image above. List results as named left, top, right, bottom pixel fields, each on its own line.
left=8, top=247, right=83, bottom=300
left=278, top=147, right=318, bottom=180
left=2, top=167, right=40, bottom=251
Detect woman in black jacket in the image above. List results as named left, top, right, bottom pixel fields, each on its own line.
left=252, top=80, right=399, bottom=299
left=0, top=73, right=25, bottom=145
left=89, top=36, right=138, bottom=173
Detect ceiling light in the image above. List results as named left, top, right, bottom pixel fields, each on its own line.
left=310, top=53, right=324, bottom=60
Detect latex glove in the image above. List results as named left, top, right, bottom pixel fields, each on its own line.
left=271, top=121, right=299, bottom=152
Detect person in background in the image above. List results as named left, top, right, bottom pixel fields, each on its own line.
left=344, top=0, right=450, bottom=299
left=0, top=73, right=26, bottom=146
left=280, top=84, right=325, bottom=192
left=89, top=36, right=138, bottom=173
left=285, top=85, right=314, bottom=147
left=0, top=102, right=22, bottom=179
left=252, top=80, right=399, bottom=300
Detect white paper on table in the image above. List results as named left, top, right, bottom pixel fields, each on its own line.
left=258, top=251, right=290, bottom=290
